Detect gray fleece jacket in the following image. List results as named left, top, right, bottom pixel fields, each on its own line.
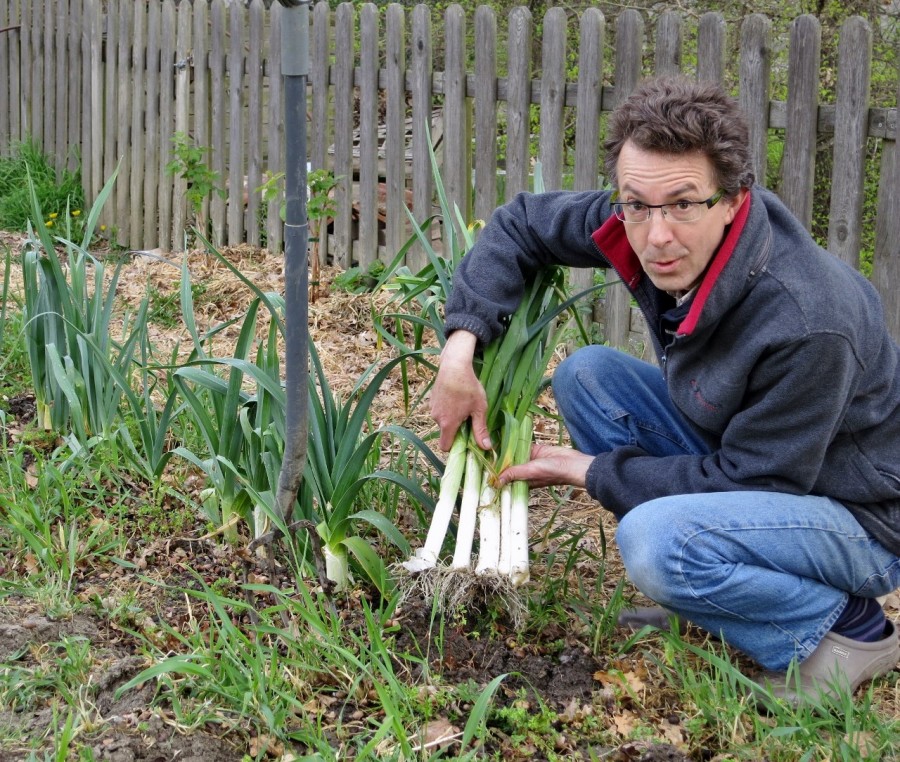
left=444, top=186, right=900, bottom=556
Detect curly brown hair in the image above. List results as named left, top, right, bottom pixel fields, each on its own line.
left=603, top=76, right=755, bottom=196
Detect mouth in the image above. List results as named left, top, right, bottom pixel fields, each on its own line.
left=647, top=257, right=682, bottom=273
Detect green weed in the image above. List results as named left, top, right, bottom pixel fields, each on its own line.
left=0, top=140, right=84, bottom=232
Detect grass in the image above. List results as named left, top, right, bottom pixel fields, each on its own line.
left=0, top=415, right=898, bottom=759
left=0, top=140, right=84, bottom=232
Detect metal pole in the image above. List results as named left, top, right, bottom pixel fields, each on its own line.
left=274, top=0, right=310, bottom=526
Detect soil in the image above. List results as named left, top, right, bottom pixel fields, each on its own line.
left=1, top=240, right=897, bottom=760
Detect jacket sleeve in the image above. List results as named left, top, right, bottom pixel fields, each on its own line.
left=585, top=331, right=863, bottom=517
left=444, top=190, right=614, bottom=346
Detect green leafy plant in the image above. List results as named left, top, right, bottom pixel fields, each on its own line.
left=165, top=132, right=225, bottom=234
left=256, top=170, right=286, bottom=222
left=170, top=291, right=284, bottom=542
left=301, top=342, right=439, bottom=595
left=165, top=237, right=437, bottom=597
left=331, top=259, right=386, bottom=294
left=308, top=168, right=339, bottom=299
left=21, top=167, right=147, bottom=444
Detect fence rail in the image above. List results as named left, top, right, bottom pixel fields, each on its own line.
left=1, top=1, right=899, bottom=346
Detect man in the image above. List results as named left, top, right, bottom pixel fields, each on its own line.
left=430, top=76, right=900, bottom=703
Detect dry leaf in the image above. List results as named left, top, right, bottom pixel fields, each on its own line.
left=658, top=718, right=686, bottom=747
left=593, top=668, right=646, bottom=697
left=248, top=734, right=284, bottom=757
left=416, top=717, right=461, bottom=751
left=558, top=696, right=582, bottom=724
left=612, top=709, right=641, bottom=737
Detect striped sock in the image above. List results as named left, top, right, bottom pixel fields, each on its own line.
left=830, top=596, right=886, bottom=642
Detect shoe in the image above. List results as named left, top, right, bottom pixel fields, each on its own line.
left=617, top=605, right=685, bottom=634
left=752, top=620, right=900, bottom=706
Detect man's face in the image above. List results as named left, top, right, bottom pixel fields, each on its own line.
left=616, top=141, right=747, bottom=294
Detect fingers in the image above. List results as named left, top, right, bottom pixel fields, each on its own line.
left=436, top=415, right=463, bottom=452
left=498, top=445, right=592, bottom=488
left=470, top=409, right=492, bottom=450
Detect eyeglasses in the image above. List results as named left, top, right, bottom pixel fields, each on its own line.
left=611, top=189, right=725, bottom=224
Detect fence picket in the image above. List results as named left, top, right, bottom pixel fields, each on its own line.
left=571, top=8, right=605, bottom=321
left=505, top=7, right=532, bottom=201
left=331, top=2, right=354, bottom=267
left=54, top=0, right=68, bottom=172
left=157, top=1, right=175, bottom=252
left=0, top=1, right=10, bottom=156
left=227, top=0, right=245, bottom=246
left=265, top=2, right=283, bottom=254
left=101, top=2, right=118, bottom=231
left=43, top=2, right=54, bottom=162
left=828, top=16, right=873, bottom=269
left=443, top=6, right=469, bottom=224
left=143, top=1, right=161, bottom=251
left=7, top=1, right=18, bottom=150
left=87, top=0, right=101, bottom=202
left=385, top=4, right=407, bottom=263
left=474, top=6, right=497, bottom=226
left=697, top=12, right=726, bottom=85
left=781, top=15, right=820, bottom=229
left=115, top=2, right=132, bottom=244
left=246, top=0, right=264, bottom=249
left=605, top=9, right=644, bottom=353
left=66, top=0, right=81, bottom=174
left=410, top=4, right=433, bottom=270
left=209, top=0, right=226, bottom=248
left=358, top=3, right=379, bottom=270
left=29, top=0, right=40, bottom=148
left=19, top=0, right=30, bottom=140
left=310, top=1, right=331, bottom=263
left=655, top=11, right=682, bottom=77
left=129, top=2, right=146, bottom=247
left=539, top=8, right=566, bottom=191
left=80, top=0, right=94, bottom=198
left=193, top=1, right=211, bottom=240
left=172, top=1, right=192, bottom=250
left=873, top=72, right=900, bottom=339
left=739, top=14, right=772, bottom=185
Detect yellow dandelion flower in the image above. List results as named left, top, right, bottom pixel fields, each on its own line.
left=99, top=224, right=107, bottom=231
left=48, top=212, right=58, bottom=219
left=71, top=210, right=81, bottom=217
left=45, top=220, right=54, bottom=228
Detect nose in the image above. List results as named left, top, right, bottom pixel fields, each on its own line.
left=646, top=208, right=674, bottom=247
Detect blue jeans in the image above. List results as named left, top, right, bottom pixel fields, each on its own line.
left=553, top=345, right=900, bottom=670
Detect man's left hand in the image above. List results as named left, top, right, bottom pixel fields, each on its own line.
left=498, top=444, right=593, bottom=489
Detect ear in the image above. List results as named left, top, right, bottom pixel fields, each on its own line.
left=722, top=188, right=748, bottom=224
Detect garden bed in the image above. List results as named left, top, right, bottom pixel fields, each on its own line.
left=1, top=242, right=898, bottom=761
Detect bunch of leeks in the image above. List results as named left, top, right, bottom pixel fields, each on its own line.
left=402, top=266, right=570, bottom=593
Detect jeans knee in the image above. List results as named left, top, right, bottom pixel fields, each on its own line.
left=616, top=500, right=691, bottom=605
left=552, top=346, right=618, bottom=418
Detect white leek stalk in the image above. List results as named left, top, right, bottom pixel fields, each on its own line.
left=474, top=476, right=499, bottom=575
left=450, top=448, right=482, bottom=570
left=401, top=429, right=468, bottom=572
left=508, top=416, right=533, bottom=586
left=324, top=544, right=350, bottom=591
left=497, top=486, right=513, bottom=575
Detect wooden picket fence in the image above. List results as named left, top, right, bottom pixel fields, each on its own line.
left=1, top=1, right=899, bottom=346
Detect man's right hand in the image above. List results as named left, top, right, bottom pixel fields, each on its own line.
left=429, top=330, right=492, bottom=452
